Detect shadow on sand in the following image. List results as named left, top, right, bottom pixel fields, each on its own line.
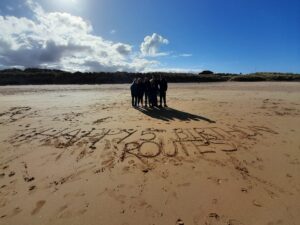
left=136, top=107, right=215, bottom=123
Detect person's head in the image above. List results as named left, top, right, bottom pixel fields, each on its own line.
left=144, top=77, right=149, bottom=82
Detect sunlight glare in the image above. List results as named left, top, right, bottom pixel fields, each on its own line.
left=51, top=0, right=79, bottom=8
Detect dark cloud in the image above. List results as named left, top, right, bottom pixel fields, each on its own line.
left=0, top=39, right=90, bottom=68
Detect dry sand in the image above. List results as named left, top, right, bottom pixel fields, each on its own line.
left=0, top=82, right=299, bottom=225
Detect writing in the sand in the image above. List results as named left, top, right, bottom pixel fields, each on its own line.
left=7, top=125, right=277, bottom=161
left=121, top=126, right=277, bottom=161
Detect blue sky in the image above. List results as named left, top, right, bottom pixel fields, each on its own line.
left=0, top=0, right=299, bottom=73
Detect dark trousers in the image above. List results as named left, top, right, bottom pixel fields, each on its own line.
left=131, top=95, right=138, bottom=106
left=150, top=92, right=157, bottom=107
left=144, top=92, right=150, bottom=106
left=138, top=93, right=144, bottom=106
left=160, top=91, right=166, bottom=106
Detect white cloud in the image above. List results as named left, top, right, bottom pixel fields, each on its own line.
left=0, top=0, right=160, bottom=72
left=0, top=1, right=194, bottom=72
left=140, top=33, right=169, bottom=57
left=145, top=67, right=202, bottom=73
left=179, top=53, right=192, bottom=57
left=171, top=53, right=193, bottom=58
left=110, top=29, right=116, bottom=34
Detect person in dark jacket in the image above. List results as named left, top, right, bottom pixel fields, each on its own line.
left=149, top=77, right=158, bottom=107
left=130, top=79, right=138, bottom=107
left=144, top=77, right=151, bottom=107
left=159, top=76, right=168, bottom=107
left=137, top=78, right=145, bottom=107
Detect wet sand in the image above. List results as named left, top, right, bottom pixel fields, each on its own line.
left=0, top=82, right=299, bottom=225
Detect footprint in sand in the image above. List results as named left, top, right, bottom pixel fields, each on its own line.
left=2, top=165, right=9, bottom=170
left=252, top=200, right=262, bottom=207
left=24, top=176, right=35, bottom=182
left=29, top=185, right=36, bottom=191
left=227, top=219, right=244, bottom=225
left=177, top=182, right=191, bottom=187
left=31, top=200, right=46, bottom=215
left=176, top=218, right=184, bottom=225
left=8, top=171, right=15, bottom=177
left=58, top=205, right=87, bottom=218
left=11, top=207, right=22, bottom=216
left=204, top=213, right=244, bottom=225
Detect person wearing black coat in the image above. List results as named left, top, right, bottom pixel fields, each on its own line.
left=149, top=77, right=158, bottom=107
left=137, top=78, right=145, bottom=107
left=159, top=77, right=168, bottom=107
left=144, top=77, right=151, bottom=107
left=130, top=79, right=138, bottom=107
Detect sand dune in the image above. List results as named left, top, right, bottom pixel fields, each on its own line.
left=0, top=82, right=299, bottom=225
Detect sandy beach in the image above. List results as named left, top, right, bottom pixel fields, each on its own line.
left=0, top=82, right=299, bottom=225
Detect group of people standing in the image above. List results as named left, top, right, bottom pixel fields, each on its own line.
left=130, top=76, right=168, bottom=108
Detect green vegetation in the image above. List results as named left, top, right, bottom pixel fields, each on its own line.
left=0, top=69, right=299, bottom=85
left=229, top=72, right=300, bottom=81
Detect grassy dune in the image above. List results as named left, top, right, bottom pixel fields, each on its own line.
left=0, top=69, right=299, bottom=85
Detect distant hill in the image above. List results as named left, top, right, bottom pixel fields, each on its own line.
left=229, top=72, right=300, bottom=82
left=0, top=69, right=299, bottom=85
